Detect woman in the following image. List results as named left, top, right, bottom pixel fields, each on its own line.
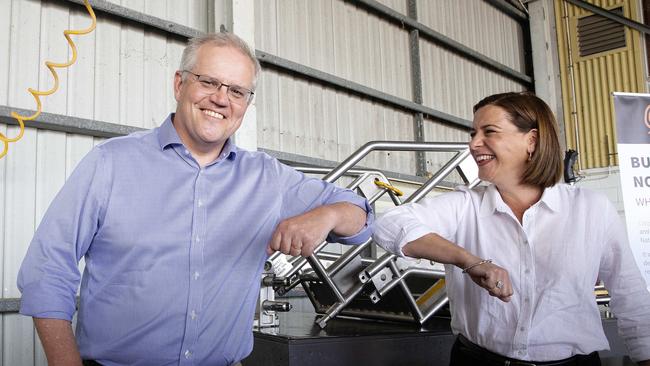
left=373, top=92, right=650, bottom=366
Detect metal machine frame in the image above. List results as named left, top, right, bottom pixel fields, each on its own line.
left=261, top=141, right=479, bottom=328
left=257, top=140, right=613, bottom=331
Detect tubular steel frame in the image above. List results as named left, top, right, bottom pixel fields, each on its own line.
left=265, top=141, right=479, bottom=328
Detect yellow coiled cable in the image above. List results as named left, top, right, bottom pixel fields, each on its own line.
left=1, top=0, right=96, bottom=159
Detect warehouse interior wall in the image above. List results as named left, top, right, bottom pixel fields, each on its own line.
left=0, top=1, right=574, bottom=364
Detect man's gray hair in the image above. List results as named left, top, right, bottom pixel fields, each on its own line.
left=179, top=32, right=261, bottom=88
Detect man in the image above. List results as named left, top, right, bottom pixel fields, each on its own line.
left=18, top=32, right=372, bottom=366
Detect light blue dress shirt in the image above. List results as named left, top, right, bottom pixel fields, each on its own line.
left=18, top=114, right=373, bottom=366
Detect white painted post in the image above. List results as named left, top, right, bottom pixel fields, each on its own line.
left=218, top=0, right=258, bottom=151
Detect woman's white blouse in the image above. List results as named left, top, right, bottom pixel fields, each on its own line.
left=373, top=184, right=650, bottom=362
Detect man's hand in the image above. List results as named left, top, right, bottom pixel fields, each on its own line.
left=268, top=205, right=336, bottom=257
left=267, top=203, right=366, bottom=257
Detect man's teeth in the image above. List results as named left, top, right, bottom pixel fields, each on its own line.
left=203, top=110, right=224, bottom=119
left=475, top=154, right=495, bottom=162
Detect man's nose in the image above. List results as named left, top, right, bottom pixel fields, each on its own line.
left=209, top=85, right=229, bottom=105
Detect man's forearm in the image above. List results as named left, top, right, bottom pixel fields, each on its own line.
left=34, top=318, right=83, bottom=366
left=268, top=201, right=368, bottom=256
left=326, top=202, right=367, bottom=237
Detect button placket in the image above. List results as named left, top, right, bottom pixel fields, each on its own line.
left=513, top=229, right=534, bottom=354
left=180, top=167, right=207, bottom=360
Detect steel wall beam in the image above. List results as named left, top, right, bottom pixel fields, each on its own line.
left=345, top=0, right=533, bottom=86
left=60, top=0, right=523, bottom=127
left=65, top=0, right=530, bottom=86
left=65, top=0, right=202, bottom=39
left=407, top=0, right=428, bottom=176
left=0, top=106, right=142, bottom=138
left=0, top=298, right=20, bottom=313
left=1, top=106, right=428, bottom=183
left=256, top=51, right=472, bottom=129
left=484, top=0, right=529, bottom=23
left=0, top=297, right=80, bottom=313
left=564, top=0, right=650, bottom=36
left=260, top=148, right=427, bottom=184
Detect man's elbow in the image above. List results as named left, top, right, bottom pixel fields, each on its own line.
left=350, top=203, right=369, bottom=230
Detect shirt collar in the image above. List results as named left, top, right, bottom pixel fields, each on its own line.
left=479, top=183, right=561, bottom=217
left=537, top=184, right=561, bottom=212
left=479, top=184, right=503, bottom=217
left=157, top=114, right=181, bottom=149
left=156, top=113, right=238, bottom=161
left=219, top=139, right=238, bottom=161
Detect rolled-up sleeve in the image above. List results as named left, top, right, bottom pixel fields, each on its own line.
left=324, top=197, right=373, bottom=245
left=18, top=146, right=109, bottom=321
left=598, top=200, right=650, bottom=362
left=276, top=159, right=373, bottom=245
left=373, top=189, right=469, bottom=257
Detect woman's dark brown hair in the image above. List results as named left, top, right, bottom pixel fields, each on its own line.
left=473, top=92, right=562, bottom=188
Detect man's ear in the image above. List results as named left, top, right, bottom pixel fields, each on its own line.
left=173, top=71, right=183, bottom=101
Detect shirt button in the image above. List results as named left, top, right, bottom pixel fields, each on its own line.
left=524, top=269, right=531, bottom=274
left=184, top=350, right=192, bottom=359
left=524, top=297, right=530, bottom=303
left=194, top=271, right=200, bottom=280
left=198, top=200, right=203, bottom=207
left=184, top=149, right=190, bottom=155
left=196, top=236, right=201, bottom=243
left=191, top=310, right=197, bottom=320
left=520, top=326, right=525, bottom=331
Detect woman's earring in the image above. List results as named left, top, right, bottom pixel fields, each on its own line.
left=528, top=151, right=532, bottom=161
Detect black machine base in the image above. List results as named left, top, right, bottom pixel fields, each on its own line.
left=243, top=312, right=635, bottom=366
left=244, top=312, right=455, bottom=366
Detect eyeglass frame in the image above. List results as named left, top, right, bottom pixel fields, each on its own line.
left=181, top=70, right=255, bottom=104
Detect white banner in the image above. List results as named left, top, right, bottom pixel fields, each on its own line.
left=613, top=92, right=650, bottom=289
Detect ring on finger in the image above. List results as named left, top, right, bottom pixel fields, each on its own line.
left=495, top=280, right=504, bottom=290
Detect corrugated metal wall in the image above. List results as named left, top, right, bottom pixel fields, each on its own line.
left=417, top=0, right=527, bottom=174
left=255, top=0, right=415, bottom=174
left=255, top=0, right=528, bottom=177
left=0, top=1, right=212, bottom=364
left=0, top=0, right=529, bottom=363
left=555, top=0, right=646, bottom=168
left=419, top=0, right=526, bottom=119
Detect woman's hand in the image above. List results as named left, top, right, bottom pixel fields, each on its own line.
left=400, top=234, right=514, bottom=302
left=464, top=261, right=513, bottom=302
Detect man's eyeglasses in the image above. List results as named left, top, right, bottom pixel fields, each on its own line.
left=183, top=70, right=254, bottom=104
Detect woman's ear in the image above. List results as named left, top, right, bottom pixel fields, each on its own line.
left=527, top=128, right=538, bottom=154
